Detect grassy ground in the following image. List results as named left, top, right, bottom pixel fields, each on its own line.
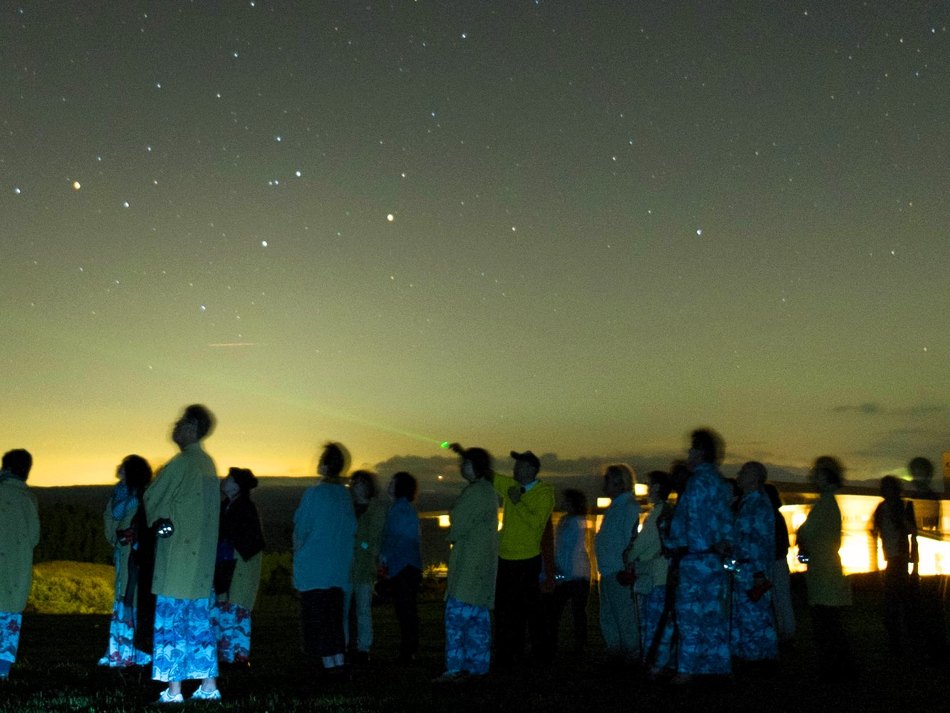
left=3, top=574, right=948, bottom=712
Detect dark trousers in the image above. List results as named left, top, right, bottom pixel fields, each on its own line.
left=547, top=578, right=590, bottom=653
left=301, top=587, right=345, bottom=658
left=883, top=559, right=919, bottom=653
left=494, top=555, right=548, bottom=665
left=390, top=566, right=421, bottom=659
left=811, top=604, right=853, bottom=679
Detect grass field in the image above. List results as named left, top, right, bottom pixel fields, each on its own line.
left=3, top=574, right=948, bottom=712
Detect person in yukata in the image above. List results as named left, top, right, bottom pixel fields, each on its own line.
left=730, top=461, right=778, bottom=667
left=665, top=428, right=734, bottom=685
left=144, top=404, right=222, bottom=703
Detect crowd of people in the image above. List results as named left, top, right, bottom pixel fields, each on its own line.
left=0, top=409, right=943, bottom=701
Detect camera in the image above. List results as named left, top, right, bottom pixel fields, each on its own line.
left=155, top=518, right=175, bottom=538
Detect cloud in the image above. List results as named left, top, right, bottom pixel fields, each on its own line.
left=373, top=450, right=812, bottom=487
left=833, top=402, right=882, bottom=415
left=832, top=402, right=948, bottom=418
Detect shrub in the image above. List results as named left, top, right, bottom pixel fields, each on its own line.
left=27, top=561, right=115, bottom=615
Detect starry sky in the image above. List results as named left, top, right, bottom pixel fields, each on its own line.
left=2, top=1, right=948, bottom=487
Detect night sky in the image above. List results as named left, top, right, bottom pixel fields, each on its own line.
left=3, top=2, right=948, bottom=487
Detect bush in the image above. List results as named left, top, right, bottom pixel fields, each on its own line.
left=28, top=561, right=115, bottom=615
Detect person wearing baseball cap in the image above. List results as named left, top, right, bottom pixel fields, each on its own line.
left=492, top=449, right=555, bottom=667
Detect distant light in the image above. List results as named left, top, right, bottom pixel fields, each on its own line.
left=634, top=483, right=648, bottom=497
left=437, top=514, right=451, bottom=528
left=387, top=213, right=395, bottom=222
left=596, top=497, right=612, bottom=509
left=72, top=180, right=81, bottom=190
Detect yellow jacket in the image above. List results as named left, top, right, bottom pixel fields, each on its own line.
left=493, top=473, right=554, bottom=561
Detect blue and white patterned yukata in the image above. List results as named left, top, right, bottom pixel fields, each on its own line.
left=152, top=595, right=219, bottom=682
left=666, top=462, right=734, bottom=676
left=99, top=601, right=152, bottom=667
left=211, top=600, right=252, bottom=664
left=731, top=489, right=778, bottom=661
left=444, top=597, right=492, bottom=676
left=0, top=613, right=22, bottom=678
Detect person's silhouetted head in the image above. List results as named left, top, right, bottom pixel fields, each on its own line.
left=669, top=460, right=690, bottom=496
left=562, top=488, right=588, bottom=516
left=880, top=474, right=903, bottom=500
left=173, top=404, right=215, bottom=448
left=350, top=469, right=380, bottom=500
left=689, top=428, right=725, bottom=466
left=812, top=455, right=844, bottom=491
left=1, top=449, right=32, bottom=481
left=391, top=471, right=418, bottom=502
left=647, top=470, right=672, bottom=502
left=511, top=450, right=541, bottom=485
left=183, top=404, right=214, bottom=439
left=460, top=447, right=493, bottom=482
left=318, top=442, right=350, bottom=480
left=908, top=456, right=935, bottom=492
left=602, top=462, right=635, bottom=499
left=120, top=455, right=153, bottom=497
left=737, top=461, right=767, bottom=495
left=229, top=466, right=258, bottom=495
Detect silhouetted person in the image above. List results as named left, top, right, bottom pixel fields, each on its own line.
left=730, top=461, right=778, bottom=666
left=764, top=483, right=795, bottom=643
left=380, top=471, right=423, bottom=663
left=99, top=454, right=154, bottom=669
left=144, top=404, right=221, bottom=702
left=595, top=462, right=641, bottom=664
left=628, top=470, right=673, bottom=677
left=212, top=467, right=265, bottom=667
left=294, top=442, right=356, bottom=676
left=796, top=456, right=853, bottom=680
left=665, top=429, right=734, bottom=684
left=347, top=469, right=388, bottom=665
left=872, top=475, right=918, bottom=655
left=0, top=449, right=39, bottom=681
left=492, top=450, right=555, bottom=667
left=548, top=488, right=591, bottom=655
left=434, top=446, right=498, bottom=682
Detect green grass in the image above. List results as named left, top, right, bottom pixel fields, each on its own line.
left=3, top=574, right=948, bottom=712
